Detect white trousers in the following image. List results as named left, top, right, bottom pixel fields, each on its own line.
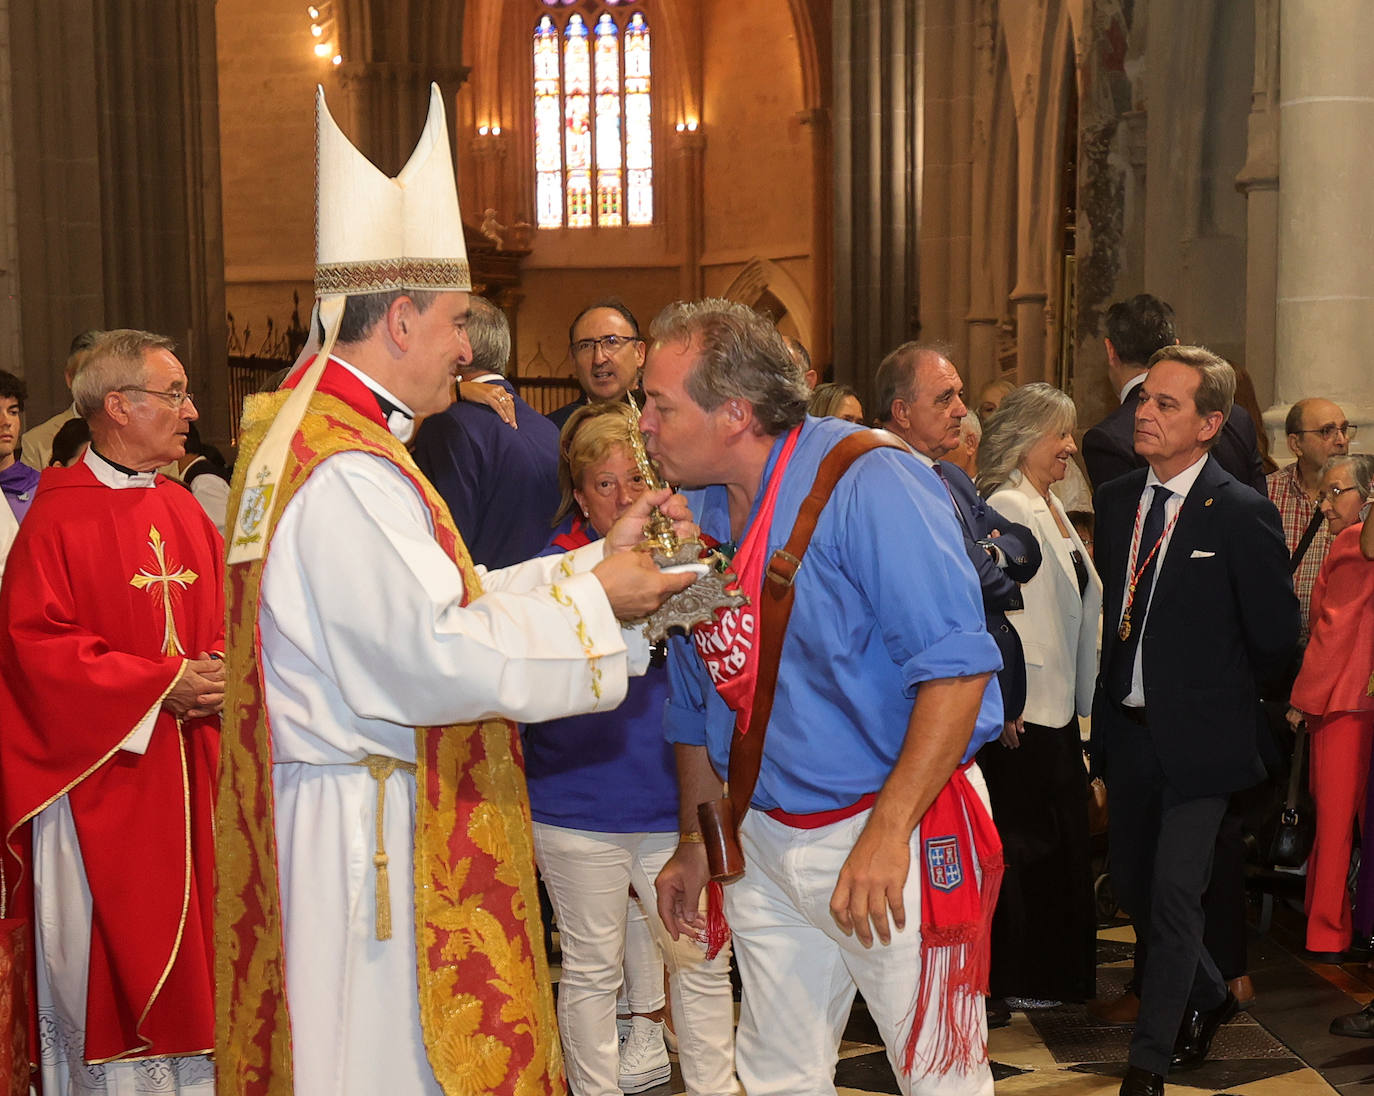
left=725, top=777, right=995, bottom=1096
left=532, top=825, right=738, bottom=1096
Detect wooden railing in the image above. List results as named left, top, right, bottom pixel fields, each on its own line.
left=511, top=377, right=582, bottom=416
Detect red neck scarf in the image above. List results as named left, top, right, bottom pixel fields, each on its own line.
left=691, top=426, right=802, bottom=731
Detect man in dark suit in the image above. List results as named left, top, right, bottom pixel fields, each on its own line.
left=548, top=298, right=646, bottom=431
left=1082, top=295, right=1265, bottom=495
left=1092, top=345, right=1299, bottom=1096
left=873, top=343, right=1041, bottom=739
left=412, top=295, right=562, bottom=568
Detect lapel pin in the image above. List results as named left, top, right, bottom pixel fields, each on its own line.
left=1204, top=498, right=1214, bottom=507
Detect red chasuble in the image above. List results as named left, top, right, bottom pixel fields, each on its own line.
left=0, top=460, right=223, bottom=1065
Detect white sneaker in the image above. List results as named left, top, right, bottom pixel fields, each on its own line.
left=619, top=1016, right=671, bottom=1093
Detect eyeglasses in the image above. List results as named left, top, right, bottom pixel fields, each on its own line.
left=571, top=333, right=639, bottom=359
left=1318, top=483, right=1366, bottom=505
left=119, top=386, right=196, bottom=409
left=1295, top=422, right=1357, bottom=441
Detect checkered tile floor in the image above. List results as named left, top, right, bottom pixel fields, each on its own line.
left=550, top=912, right=1368, bottom=1094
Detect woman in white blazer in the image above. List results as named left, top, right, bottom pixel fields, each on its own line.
left=975, top=382, right=1103, bottom=1008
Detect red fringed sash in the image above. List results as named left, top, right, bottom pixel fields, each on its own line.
left=902, top=762, right=1004, bottom=1076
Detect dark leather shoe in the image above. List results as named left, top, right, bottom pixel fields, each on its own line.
left=1302, top=947, right=1349, bottom=964
left=986, top=997, right=1011, bottom=1029
left=1119, top=1064, right=1164, bottom=1096
left=1330, top=1000, right=1374, bottom=1038
left=1088, top=989, right=1141, bottom=1025
left=1170, top=990, right=1238, bottom=1071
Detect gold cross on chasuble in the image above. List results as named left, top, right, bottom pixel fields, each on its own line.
left=129, top=524, right=200, bottom=656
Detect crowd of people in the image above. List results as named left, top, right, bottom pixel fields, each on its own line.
left=0, top=87, right=1371, bottom=1096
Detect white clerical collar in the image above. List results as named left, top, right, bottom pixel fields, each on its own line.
left=1118, top=372, right=1146, bottom=404
left=329, top=355, right=416, bottom=443
left=85, top=444, right=159, bottom=489
left=466, top=372, right=505, bottom=386
left=1145, top=451, right=1209, bottom=501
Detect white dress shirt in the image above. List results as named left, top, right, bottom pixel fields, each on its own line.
left=1120, top=452, right=1209, bottom=706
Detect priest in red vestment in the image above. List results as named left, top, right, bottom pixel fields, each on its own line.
left=0, top=329, right=224, bottom=1094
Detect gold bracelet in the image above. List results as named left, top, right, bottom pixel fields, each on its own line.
left=678, top=831, right=705, bottom=844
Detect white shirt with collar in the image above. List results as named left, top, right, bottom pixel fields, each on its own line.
left=1121, top=451, right=1209, bottom=706
left=1118, top=372, right=1146, bottom=404
left=85, top=444, right=159, bottom=488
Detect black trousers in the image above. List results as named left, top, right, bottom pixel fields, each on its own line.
left=978, top=717, right=1096, bottom=1002
left=1102, top=705, right=1229, bottom=1076
left=1127, top=807, right=1248, bottom=990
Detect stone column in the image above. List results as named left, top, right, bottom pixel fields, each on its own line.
left=468, top=131, right=508, bottom=216
left=1071, top=0, right=1143, bottom=430
left=799, top=105, right=833, bottom=370
left=673, top=127, right=705, bottom=301
left=336, top=63, right=469, bottom=177
left=832, top=0, right=921, bottom=398
left=8, top=0, right=229, bottom=445
left=0, top=0, right=21, bottom=375
left=1272, top=0, right=1374, bottom=447
left=1235, top=0, right=1279, bottom=408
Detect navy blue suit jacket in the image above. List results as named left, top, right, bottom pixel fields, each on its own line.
left=1091, top=456, right=1299, bottom=796
left=1082, top=383, right=1266, bottom=495
left=937, top=461, right=1042, bottom=720
left=413, top=379, right=562, bottom=569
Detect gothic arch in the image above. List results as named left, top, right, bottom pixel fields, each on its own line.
left=722, top=258, right=814, bottom=349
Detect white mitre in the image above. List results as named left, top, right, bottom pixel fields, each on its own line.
left=227, top=83, right=469, bottom=564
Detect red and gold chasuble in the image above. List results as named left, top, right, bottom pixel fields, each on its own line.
left=215, top=364, right=564, bottom=1096
left=0, top=463, right=223, bottom=1065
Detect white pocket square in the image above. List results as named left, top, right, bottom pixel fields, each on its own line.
left=1190, top=550, right=1216, bottom=559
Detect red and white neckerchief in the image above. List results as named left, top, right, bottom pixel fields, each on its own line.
left=690, top=425, right=802, bottom=732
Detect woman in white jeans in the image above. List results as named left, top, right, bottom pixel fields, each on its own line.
left=525, top=405, right=737, bottom=1096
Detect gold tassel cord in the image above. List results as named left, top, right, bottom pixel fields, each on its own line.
left=353, top=755, right=418, bottom=941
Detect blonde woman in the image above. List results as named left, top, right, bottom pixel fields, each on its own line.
left=525, top=404, right=738, bottom=1096
left=976, top=382, right=1102, bottom=1006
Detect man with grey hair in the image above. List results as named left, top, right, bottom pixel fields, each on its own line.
left=648, top=300, right=1006, bottom=1095
left=874, top=343, right=1041, bottom=747
left=0, top=328, right=224, bottom=1092
left=412, top=295, right=562, bottom=568
left=1093, top=345, right=1298, bottom=1096
left=944, top=409, right=981, bottom=478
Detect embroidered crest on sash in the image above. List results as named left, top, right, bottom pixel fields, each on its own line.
left=924, top=834, right=964, bottom=892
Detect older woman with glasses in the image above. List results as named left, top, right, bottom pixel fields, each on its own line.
left=976, top=382, right=1102, bottom=1007
left=1286, top=453, right=1374, bottom=968
left=523, top=404, right=738, bottom=1096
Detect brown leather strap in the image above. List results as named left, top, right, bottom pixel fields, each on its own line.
left=725, top=430, right=907, bottom=828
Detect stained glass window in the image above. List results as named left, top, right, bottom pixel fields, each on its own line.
left=533, top=6, right=652, bottom=228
